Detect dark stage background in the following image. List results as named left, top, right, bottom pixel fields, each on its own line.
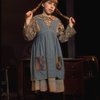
left=1, top=0, right=100, bottom=64
left=74, top=0, right=100, bottom=63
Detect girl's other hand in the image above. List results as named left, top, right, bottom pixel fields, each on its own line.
left=69, top=17, right=75, bottom=27
left=25, top=11, right=33, bottom=25
left=25, top=11, right=33, bottom=20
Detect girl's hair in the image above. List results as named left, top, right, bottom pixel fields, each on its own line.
left=42, top=0, right=58, bottom=4
left=31, top=0, right=69, bottom=20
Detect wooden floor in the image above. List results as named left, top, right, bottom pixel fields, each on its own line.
left=1, top=92, right=100, bottom=100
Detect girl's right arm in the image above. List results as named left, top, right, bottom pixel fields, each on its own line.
left=23, top=11, right=39, bottom=41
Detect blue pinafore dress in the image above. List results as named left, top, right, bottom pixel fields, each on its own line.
left=23, top=14, right=76, bottom=92
left=30, top=16, right=64, bottom=81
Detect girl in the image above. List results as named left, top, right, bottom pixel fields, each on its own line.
left=23, top=0, right=76, bottom=98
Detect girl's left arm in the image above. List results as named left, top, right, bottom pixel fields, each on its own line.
left=57, top=19, right=76, bottom=43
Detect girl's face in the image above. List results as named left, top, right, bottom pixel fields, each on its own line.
left=42, top=0, right=57, bottom=15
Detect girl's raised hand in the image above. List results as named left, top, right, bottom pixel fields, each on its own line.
left=69, top=17, right=75, bottom=27
left=25, top=11, right=33, bottom=25
left=25, top=11, right=33, bottom=20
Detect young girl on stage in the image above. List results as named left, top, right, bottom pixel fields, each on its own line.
left=23, top=0, right=76, bottom=99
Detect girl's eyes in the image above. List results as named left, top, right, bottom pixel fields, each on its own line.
left=54, top=3, right=57, bottom=7
left=47, top=1, right=52, bottom=4
left=47, top=1, right=57, bottom=7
